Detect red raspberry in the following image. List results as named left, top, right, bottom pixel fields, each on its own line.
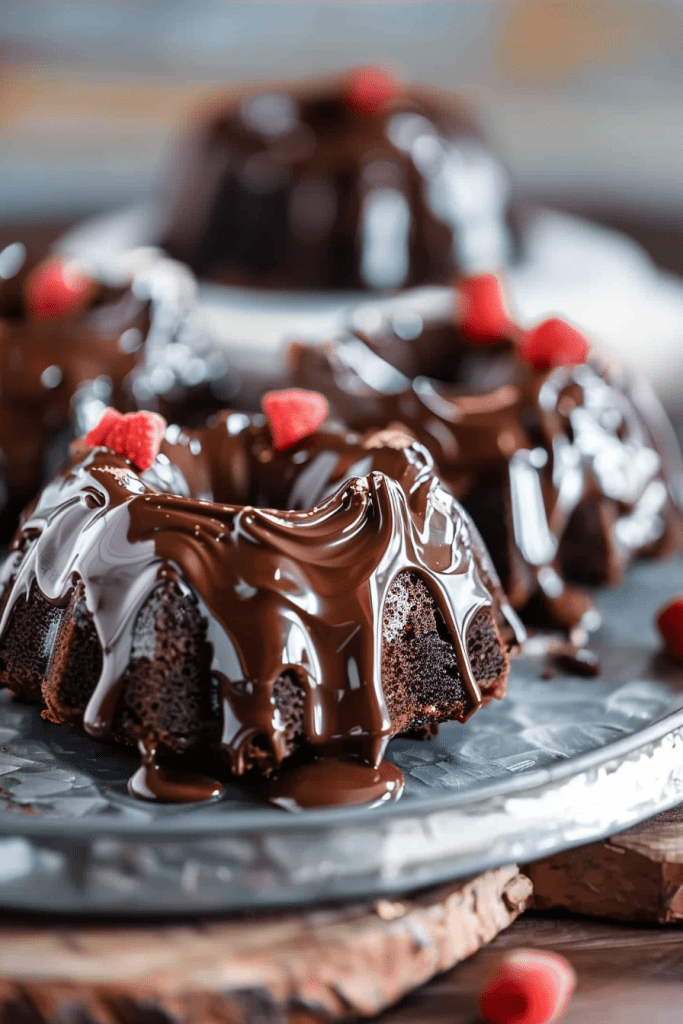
left=345, top=66, right=399, bottom=116
left=262, top=389, right=328, bottom=453
left=459, top=274, right=510, bottom=343
left=519, top=318, right=589, bottom=372
left=26, top=258, right=96, bottom=320
left=480, top=949, right=576, bottom=1024
left=85, top=408, right=123, bottom=449
left=656, top=596, right=683, bottom=660
left=85, top=408, right=167, bottom=472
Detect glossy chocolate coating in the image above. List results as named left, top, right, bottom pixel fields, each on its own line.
left=0, top=415, right=516, bottom=805
left=162, top=75, right=519, bottom=290
left=291, top=303, right=683, bottom=630
left=0, top=243, right=233, bottom=538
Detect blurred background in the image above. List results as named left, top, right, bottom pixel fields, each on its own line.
left=0, top=1, right=682, bottom=240
left=3, top=0, right=683, bottom=276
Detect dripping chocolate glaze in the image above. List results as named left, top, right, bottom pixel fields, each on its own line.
left=161, top=75, right=520, bottom=290
left=0, top=418, right=516, bottom=806
left=0, top=242, right=233, bottom=539
left=291, top=306, right=683, bottom=633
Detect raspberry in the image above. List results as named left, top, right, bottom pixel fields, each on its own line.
left=85, top=408, right=167, bottom=472
left=85, top=408, right=123, bottom=449
left=345, top=66, right=399, bottom=116
left=26, top=258, right=96, bottom=320
left=480, top=949, right=576, bottom=1024
left=262, top=389, right=328, bottom=453
left=656, top=596, right=683, bottom=660
left=519, top=318, right=589, bottom=371
left=459, top=274, right=510, bottom=343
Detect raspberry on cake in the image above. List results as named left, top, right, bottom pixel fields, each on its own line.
left=291, top=279, right=683, bottom=632
left=261, top=388, right=329, bottom=452
left=86, top=408, right=167, bottom=472
left=0, top=395, right=520, bottom=807
left=519, top=317, right=589, bottom=371
left=344, top=66, right=401, bottom=116
left=25, top=257, right=97, bottom=320
left=458, top=273, right=512, bottom=342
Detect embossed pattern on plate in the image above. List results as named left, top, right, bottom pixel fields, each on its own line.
left=1, top=556, right=683, bottom=914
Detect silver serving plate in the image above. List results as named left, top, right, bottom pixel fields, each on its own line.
left=1, top=555, right=683, bottom=916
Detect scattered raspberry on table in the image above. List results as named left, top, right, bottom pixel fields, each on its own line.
left=479, top=948, right=576, bottom=1024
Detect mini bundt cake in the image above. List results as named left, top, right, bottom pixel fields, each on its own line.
left=0, top=241, right=233, bottom=537
left=0, top=391, right=520, bottom=807
left=291, top=278, right=683, bottom=632
left=161, top=68, right=519, bottom=291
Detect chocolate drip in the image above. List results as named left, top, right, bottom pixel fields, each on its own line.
left=0, top=418, right=510, bottom=805
left=292, top=308, right=683, bottom=631
left=550, top=644, right=601, bottom=678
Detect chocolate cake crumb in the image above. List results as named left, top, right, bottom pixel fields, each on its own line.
left=0, top=584, right=63, bottom=704
left=382, top=572, right=507, bottom=735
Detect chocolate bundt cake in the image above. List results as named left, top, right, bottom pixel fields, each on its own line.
left=161, top=68, right=519, bottom=291
left=0, top=242, right=233, bottom=537
left=0, top=392, right=520, bottom=807
left=291, top=279, right=683, bottom=632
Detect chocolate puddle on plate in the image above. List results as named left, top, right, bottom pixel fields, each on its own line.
left=265, top=756, right=405, bottom=811
left=128, top=740, right=225, bottom=803
left=128, top=740, right=405, bottom=810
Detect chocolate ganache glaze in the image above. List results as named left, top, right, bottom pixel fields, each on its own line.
left=0, top=243, right=234, bottom=539
left=291, top=293, right=683, bottom=632
left=161, top=70, right=519, bottom=290
left=0, top=411, right=519, bottom=807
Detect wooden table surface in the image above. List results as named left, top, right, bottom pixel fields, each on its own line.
left=3, top=215, right=683, bottom=1024
left=381, top=913, right=683, bottom=1024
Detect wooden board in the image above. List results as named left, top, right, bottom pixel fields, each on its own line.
left=0, top=864, right=531, bottom=1024
left=527, top=805, right=683, bottom=923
